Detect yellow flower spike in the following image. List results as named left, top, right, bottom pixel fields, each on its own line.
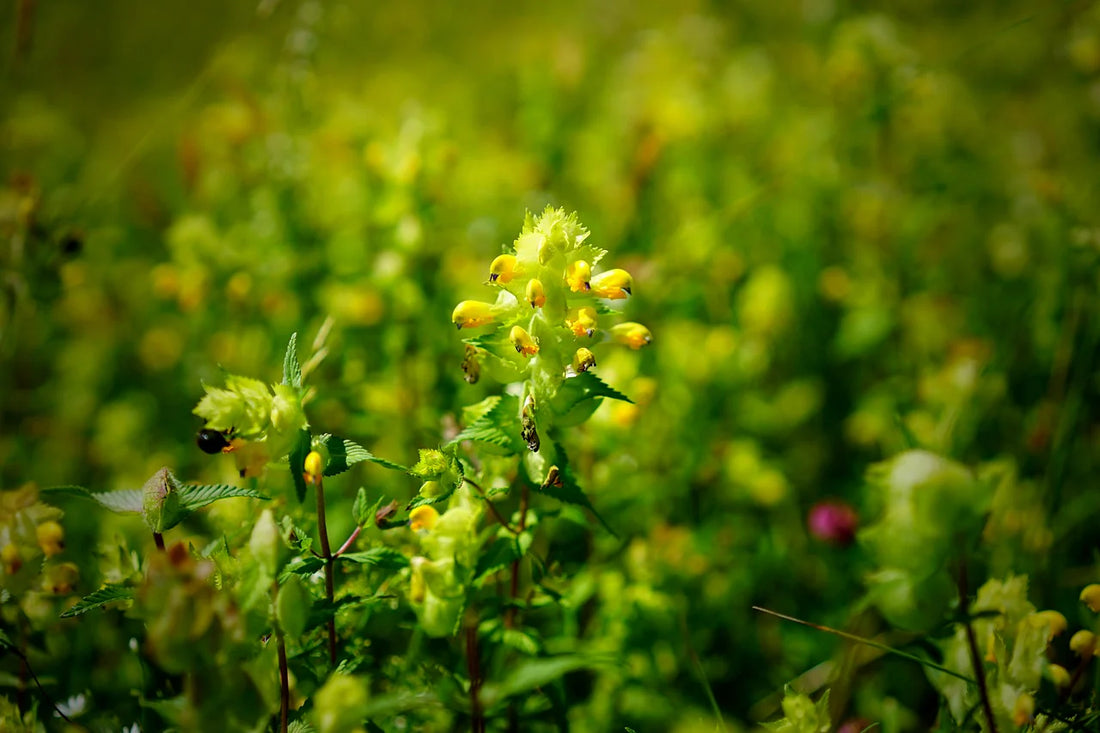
left=510, top=326, right=539, bottom=357
left=525, top=278, right=546, bottom=308
left=1012, top=693, right=1035, bottom=728
left=489, top=254, right=520, bottom=284
left=609, top=322, right=653, bottom=349
left=36, top=520, right=65, bottom=557
left=409, top=505, right=440, bottom=532
left=1069, top=629, right=1096, bottom=657
left=565, top=307, right=599, bottom=338
left=566, top=260, right=592, bottom=292
left=451, top=300, right=496, bottom=329
left=572, top=347, right=596, bottom=373
left=304, top=450, right=324, bottom=485
left=1081, top=584, right=1100, bottom=613
left=1048, top=663, right=1071, bottom=690
left=590, top=269, right=633, bottom=299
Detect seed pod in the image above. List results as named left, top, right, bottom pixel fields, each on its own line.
left=461, top=344, right=481, bottom=384
left=509, top=325, right=539, bottom=357
left=451, top=300, right=496, bottom=329
left=489, top=254, right=519, bottom=284
left=566, top=260, right=592, bottom=292
left=525, top=278, right=546, bottom=308
left=590, top=269, right=633, bottom=299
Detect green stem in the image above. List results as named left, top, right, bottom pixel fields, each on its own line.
left=277, top=628, right=290, bottom=733
left=504, top=483, right=530, bottom=630
left=466, top=620, right=484, bottom=733
left=315, top=475, right=336, bottom=666
left=751, top=606, right=976, bottom=684
left=956, top=561, right=998, bottom=733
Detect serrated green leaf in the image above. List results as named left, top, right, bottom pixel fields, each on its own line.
left=288, top=721, right=317, bottom=733
left=290, top=428, right=312, bottom=503
left=318, top=434, right=406, bottom=475
left=479, top=655, right=613, bottom=709
left=43, top=486, right=143, bottom=513
left=337, top=547, right=410, bottom=571
left=177, top=483, right=269, bottom=513
left=352, top=487, right=370, bottom=527
left=448, top=394, right=523, bottom=453
left=553, top=371, right=633, bottom=413
left=283, top=332, right=302, bottom=389
left=279, top=556, right=325, bottom=583
left=60, top=584, right=136, bottom=618
left=474, top=532, right=532, bottom=583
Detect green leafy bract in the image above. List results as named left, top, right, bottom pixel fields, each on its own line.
left=282, top=332, right=302, bottom=389
left=448, top=394, right=523, bottom=453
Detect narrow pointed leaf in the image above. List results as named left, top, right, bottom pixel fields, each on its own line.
left=337, top=547, right=410, bottom=571
left=282, top=332, right=302, bottom=389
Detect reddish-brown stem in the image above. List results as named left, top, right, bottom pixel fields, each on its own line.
left=153, top=532, right=166, bottom=552
left=314, top=476, right=337, bottom=666
left=333, top=526, right=362, bottom=557
left=504, top=483, right=530, bottom=630
left=466, top=621, right=484, bottom=733
left=957, top=560, right=997, bottom=733
left=464, top=478, right=519, bottom=534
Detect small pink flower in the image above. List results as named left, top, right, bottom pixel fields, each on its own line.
left=807, top=500, right=859, bottom=547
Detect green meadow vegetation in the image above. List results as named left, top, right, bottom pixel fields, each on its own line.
left=2, top=1, right=1100, bottom=731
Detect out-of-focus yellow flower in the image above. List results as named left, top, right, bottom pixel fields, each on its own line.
left=409, top=506, right=440, bottom=532
left=452, top=301, right=496, bottom=329
left=609, top=322, right=653, bottom=349
left=525, top=278, right=546, bottom=308
left=43, top=562, right=79, bottom=594
left=1013, top=693, right=1034, bottom=728
left=489, top=254, right=520, bottom=284
left=590, top=269, right=633, bottom=299
left=36, top=520, right=65, bottom=557
left=1, top=543, right=22, bottom=574
left=509, top=326, right=539, bottom=357
left=1080, top=584, right=1100, bottom=613
left=1032, top=610, right=1067, bottom=639
left=566, top=260, right=591, bottom=292
left=1070, top=629, right=1096, bottom=657
left=572, top=347, right=596, bottom=373
left=1047, top=663, right=1071, bottom=690
left=566, top=307, right=599, bottom=338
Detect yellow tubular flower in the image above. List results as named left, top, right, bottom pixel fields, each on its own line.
left=510, top=326, right=539, bottom=357
left=304, top=450, right=324, bottom=484
left=409, top=505, right=440, bottom=532
left=1048, top=664, right=1071, bottom=690
left=566, top=260, right=592, bottom=292
left=1081, top=584, right=1100, bottom=613
left=36, top=520, right=65, bottom=557
left=1033, top=610, right=1068, bottom=639
left=572, top=347, right=596, bottom=373
left=1013, top=693, right=1035, bottom=728
left=525, top=278, right=546, bottom=308
left=1, top=543, right=21, bottom=574
left=451, top=300, right=496, bottom=329
left=489, top=254, right=520, bottom=284
left=610, top=322, right=653, bottom=349
left=590, top=269, right=633, bottom=299
left=565, top=307, right=599, bottom=338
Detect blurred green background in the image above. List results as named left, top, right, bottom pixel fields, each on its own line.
left=3, top=0, right=1100, bottom=730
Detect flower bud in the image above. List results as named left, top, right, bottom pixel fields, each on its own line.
left=1032, top=610, right=1067, bottom=639
left=36, top=520, right=65, bottom=557
left=509, top=325, right=539, bottom=357
left=1047, top=663, right=1071, bottom=690
left=566, top=260, right=592, bottom=292
left=609, top=322, right=653, bottom=349
left=525, top=278, right=546, bottom=308
left=590, top=268, right=633, bottom=299
left=1080, top=583, right=1100, bottom=613
left=489, top=254, right=519, bottom=284
left=807, top=500, right=858, bottom=547
left=572, top=347, right=596, bottom=373
left=1070, top=629, right=1096, bottom=657
left=566, top=307, right=599, bottom=338
left=451, top=300, right=496, bottom=329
